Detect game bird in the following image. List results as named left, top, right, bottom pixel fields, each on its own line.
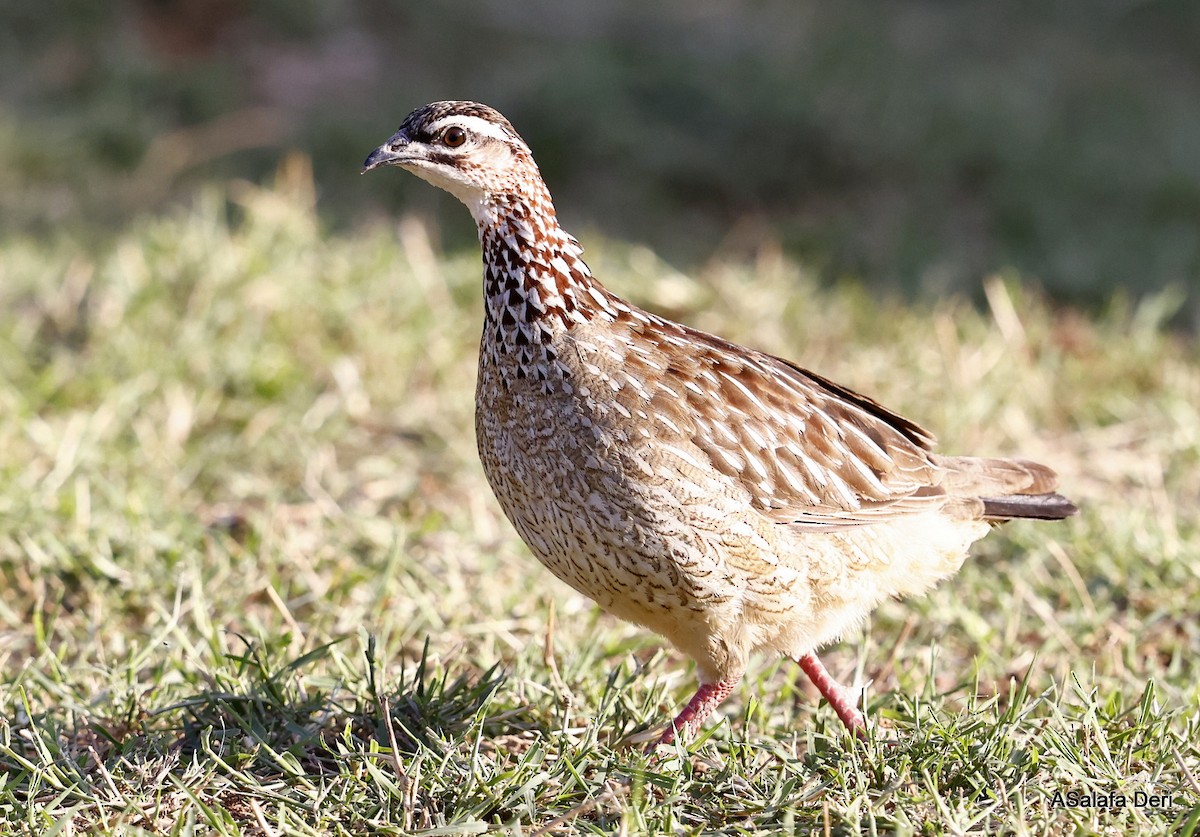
left=362, top=101, right=1076, bottom=746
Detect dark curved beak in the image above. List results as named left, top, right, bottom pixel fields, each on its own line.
left=361, top=130, right=413, bottom=174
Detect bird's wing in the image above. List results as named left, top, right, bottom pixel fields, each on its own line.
left=615, top=312, right=948, bottom=530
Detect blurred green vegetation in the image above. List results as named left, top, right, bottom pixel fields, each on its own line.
left=3, top=1, right=1199, bottom=320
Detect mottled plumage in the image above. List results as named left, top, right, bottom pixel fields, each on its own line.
left=363, top=101, right=1077, bottom=745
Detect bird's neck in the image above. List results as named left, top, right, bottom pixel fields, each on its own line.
left=473, top=187, right=616, bottom=343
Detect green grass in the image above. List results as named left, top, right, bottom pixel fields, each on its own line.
left=5, top=3, right=1200, bottom=314
left=1, top=167, right=1198, bottom=834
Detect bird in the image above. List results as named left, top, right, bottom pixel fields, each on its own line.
left=362, top=101, right=1077, bottom=747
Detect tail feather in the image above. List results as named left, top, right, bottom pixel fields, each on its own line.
left=934, top=454, right=1061, bottom=496
left=980, top=492, right=1078, bottom=521
left=933, top=454, right=1077, bottom=522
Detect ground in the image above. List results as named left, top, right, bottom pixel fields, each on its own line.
left=0, top=167, right=1197, bottom=834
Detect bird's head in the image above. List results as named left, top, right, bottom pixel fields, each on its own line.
left=362, top=101, right=538, bottom=213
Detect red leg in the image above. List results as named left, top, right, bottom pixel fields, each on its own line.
left=797, top=653, right=866, bottom=737
left=654, top=677, right=739, bottom=748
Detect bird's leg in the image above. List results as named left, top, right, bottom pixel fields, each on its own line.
left=654, top=677, right=739, bottom=748
left=797, top=653, right=866, bottom=737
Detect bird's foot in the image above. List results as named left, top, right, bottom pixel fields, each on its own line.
left=647, top=677, right=739, bottom=752
left=797, top=652, right=866, bottom=738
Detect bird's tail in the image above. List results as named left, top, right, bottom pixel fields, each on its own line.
left=979, top=492, right=1078, bottom=521
left=934, top=454, right=1078, bottom=522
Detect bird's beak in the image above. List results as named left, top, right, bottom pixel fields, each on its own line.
left=361, top=130, right=414, bottom=174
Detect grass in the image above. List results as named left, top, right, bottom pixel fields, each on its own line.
left=6, top=3, right=1200, bottom=314
left=0, top=162, right=1198, bottom=834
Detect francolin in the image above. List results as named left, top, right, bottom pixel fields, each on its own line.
left=362, top=101, right=1076, bottom=746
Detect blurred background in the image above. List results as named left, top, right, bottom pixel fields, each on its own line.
left=3, top=0, right=1199, bottom=322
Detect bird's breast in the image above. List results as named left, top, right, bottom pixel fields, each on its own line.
left=473, top=335, right=736, bottom=609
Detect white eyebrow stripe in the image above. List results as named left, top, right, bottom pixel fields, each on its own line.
left=427, top=115, right=515, bottom=143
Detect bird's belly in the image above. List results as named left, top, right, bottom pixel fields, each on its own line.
left=474, top=367, right=734, bottom=633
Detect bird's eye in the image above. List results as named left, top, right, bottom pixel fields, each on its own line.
left=442, top=127, right=467, bottom=148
